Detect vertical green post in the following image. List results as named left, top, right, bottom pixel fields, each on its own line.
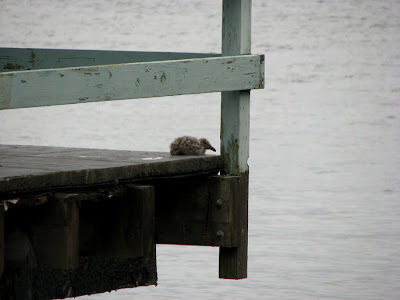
left=219, top=0, right=251, bottom=279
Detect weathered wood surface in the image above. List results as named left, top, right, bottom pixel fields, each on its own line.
left=0, top=141, right=248, bottom=297
left=219, top=0, right=251, bottom=279
left=0, top=48, right=220, bottom=71
left=155, top=175, right=240, bottom=248
left=0, top=144, right=223, bottom=196
left=0, top=256, right=156, bottom=300
left=0, top=54, right=264, bottom=110
left=80, top=185, right=155, bottom=259
left=0, top=204, right=3, bottom=279
left=127, top=185, right=155, bottom=257
left=0, top=143, right=227, bottom=298
left=2, top=187, right=158, bottom=299
left=29, top=194, right=80, bottom=269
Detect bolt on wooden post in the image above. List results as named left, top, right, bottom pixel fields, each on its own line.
left=220, top=0, right=251, bottom=279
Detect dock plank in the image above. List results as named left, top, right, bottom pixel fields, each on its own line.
left=0, top=144, right=223, bottom=195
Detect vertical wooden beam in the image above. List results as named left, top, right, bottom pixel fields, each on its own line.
left=209, top=176, right=241, bottom=248
left=30, top=194, right=79, bottom=269
left=79, top=185, right=155, bottom=259
left=0, top=203, right=4, bottom=279
left=126, top=185, right=155, bottom=258
left=220, top=0, right=251, bottom=279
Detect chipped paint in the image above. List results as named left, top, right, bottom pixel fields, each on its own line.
left=0, top=53, right=263, bottom=109
left=160, top=72, right=166, bottom=83
left=259, top=54, right=265, bottom=65
left=2, top=63, right=24, bottom=70
left=29, top=51, right=36, bottom=68
left=221, top=136, right=240, bottom=175
left=135, top=78, right=141, bottom=87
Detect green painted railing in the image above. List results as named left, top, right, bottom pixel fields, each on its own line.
left=0, top=51, right=263, bottom=109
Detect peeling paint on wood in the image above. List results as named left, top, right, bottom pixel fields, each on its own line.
left=2, top=63, right=24, bottom=70
left=0, top=54, right=264, bottom=110
left=0, top=48, right=222, bottom=72
left=219, top=0, right=252, bottom=280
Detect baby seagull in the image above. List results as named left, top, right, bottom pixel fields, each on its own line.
left=170, top=136, right=216, bottom=155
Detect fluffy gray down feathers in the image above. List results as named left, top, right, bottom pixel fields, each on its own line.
left=170, top=136, right=216, bottom=155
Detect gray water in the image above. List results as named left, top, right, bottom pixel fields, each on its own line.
left=1, top=1, right=399, bottom=299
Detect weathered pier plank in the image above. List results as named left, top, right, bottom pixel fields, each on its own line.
left=0, top=144, right=223, bottom=195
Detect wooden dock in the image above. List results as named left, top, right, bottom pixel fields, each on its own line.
left=0, top=0, right=264, bottom=298
left=0, top=144, right=237, bottom=299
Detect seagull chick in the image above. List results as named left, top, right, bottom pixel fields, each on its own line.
left=170, top=136, right=216, bottom=155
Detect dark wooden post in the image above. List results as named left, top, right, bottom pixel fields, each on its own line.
left=209, top=176, right=241, bottom=249
left=31, top=193, right=79, bottom=269
left=126, top=185, right=155, bottom=258
left=220, top=0, right=251, bottom=279
left=30, top=194, right=79, bottom=269
left=83, top=184, right=155, bottom=258
left=0, top=203, right=4, bottom=279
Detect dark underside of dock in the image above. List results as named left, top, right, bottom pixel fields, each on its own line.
left=0, top=144, right=246, bottom=299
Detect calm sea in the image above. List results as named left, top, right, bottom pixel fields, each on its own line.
left=1, top=1, right=399, bottom=299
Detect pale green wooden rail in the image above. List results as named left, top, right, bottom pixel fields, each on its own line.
left=0, top=0, right=263, bottom=280
left=0, top=48, right=220, bottom=71
left=0, top=53, right=263, bottom=109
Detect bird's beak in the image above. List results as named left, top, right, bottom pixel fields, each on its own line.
left=210, top=147, right=216, bottom=152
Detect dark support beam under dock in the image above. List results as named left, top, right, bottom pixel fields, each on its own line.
left=155, top=175, right=241, bottom=248
left=126, top=185, right=156, bottom=258
left=30, top=194, right=79, bottom=270
left=0, top=204, right=4, bottom=279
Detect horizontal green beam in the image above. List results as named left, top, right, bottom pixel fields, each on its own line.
left=0, top=47, right=220, bottom=72
left=0, top=54, right=264, bottom=109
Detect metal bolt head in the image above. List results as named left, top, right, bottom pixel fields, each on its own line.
left=216, top=199, right=223, bottom=208
left=216, top=230, right=224, bottom=239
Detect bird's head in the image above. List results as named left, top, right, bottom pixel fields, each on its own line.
left=199, top=138, right=216, bottom=152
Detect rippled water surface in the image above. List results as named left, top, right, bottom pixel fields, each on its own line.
left=1, top=1, right=399, bottom=299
